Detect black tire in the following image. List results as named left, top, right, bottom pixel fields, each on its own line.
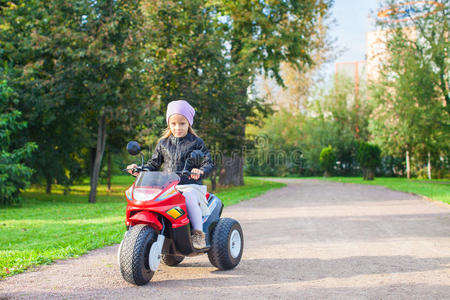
left=161, top=254, right=185, bottom=266
left=119, top=224, right=157, bottom=286
left=207, top=218, right=244, bottom=270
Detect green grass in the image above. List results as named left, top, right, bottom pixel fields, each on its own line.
left=316, top=177, right=450, bottom=204
left=0, top=176, right=284, bottom=278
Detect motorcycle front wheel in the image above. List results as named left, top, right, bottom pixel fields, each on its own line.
left=119, top=224, right=157, bottom=286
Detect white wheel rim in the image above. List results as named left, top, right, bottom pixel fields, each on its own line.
left=117, top=240, right=123, bottom=266
left=229, top=229, right=242, bottom=258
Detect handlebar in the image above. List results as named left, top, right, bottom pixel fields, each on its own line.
left=122, top=166, right=150, bottom=173
left=122, top=168, right=195, bottom=177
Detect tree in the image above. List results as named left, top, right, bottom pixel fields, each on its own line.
left=140, top=0, right=272, bottom=187
left=322, top=75, right=372, bottom=174
left=215, top=0, right=332, bottom=186
left=244, top=73, right=373, bottom=177
left=256, top=13, right=335, bottom=113
left=245, top=109, right=306, bottom=177
left=357, top=142, right=381, bottom=180
left=135, top=0, right=332, bottom=186
left=0, top=1, right=85, bottom=193
left=1, top=0, right=151, bottom=202
left=0, top=77, right=36, bottom=205
left=369, top=1, right=449, bottom=178
left=320, top=145, right=335, bottom=177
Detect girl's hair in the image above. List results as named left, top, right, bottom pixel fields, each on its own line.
left=159, top=126, right=198, bottom=141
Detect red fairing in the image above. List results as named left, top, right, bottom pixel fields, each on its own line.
left=125, top=181, right=190, bottom=229
left=129, top=211, right=162, bottom=231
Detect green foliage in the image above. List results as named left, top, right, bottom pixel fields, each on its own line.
left=246, top=73, right=373, bottom=177
left=218, top=0, right=332, bottom=85
left=0, top=78, right=36, bottom=205
left=357, top=142, right=381, bottom=170
left=0, top=0, right=151, bottom=199
left=357, top=142, right=381, bottom=180
left=0, top=0, right=334, bottom=194
left=319, top=145, right=336, bottom=176
left=370, top=0, right=450, bottom=177
left=210, top=0, right=331, bottom=184
left=245, top=110, right=305, bottom=177
left=135, top=0, right=333, bottom=185
left=379, top=155, right=405, bottom=177
left=141, top=0, right=267, bottom=154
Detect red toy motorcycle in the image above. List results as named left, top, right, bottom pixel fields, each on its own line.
left=118, top=141, right=244, bottom=286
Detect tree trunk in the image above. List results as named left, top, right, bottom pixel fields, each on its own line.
left=89, top=114, right=107, bottom=203
left=219, top=36, right=247, bottom=188
left=107, top=152, right=112, bottom=192
left=211, top=168, right=217, bottom=191
left=218, top=113, right=246, bottom=186
left=90, top=147, right=96, bottom=178
left=427, top=151, right=432, bottom=180
left=406, top=150, right=411, bottom=179
left=364, top=169, right=375, bottom=180
left=219, top=154, right=244, bottom=186
left=45, top=177, right=52, bottom=194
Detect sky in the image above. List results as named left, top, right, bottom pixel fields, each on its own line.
left=323, top=0, right=381, bottom=78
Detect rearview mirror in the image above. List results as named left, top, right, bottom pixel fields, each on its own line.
left=127, top=141, right=141, bottom=156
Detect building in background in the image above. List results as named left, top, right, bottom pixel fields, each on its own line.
left=366, top=27, right=417, bottom=82
left=365, top=1, right=443, bottom=81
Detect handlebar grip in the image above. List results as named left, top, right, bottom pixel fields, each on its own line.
left=122, top=167, right=142, bottom=175
left=176, top=170, right=192, bottom=176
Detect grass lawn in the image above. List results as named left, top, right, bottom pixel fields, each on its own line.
left=0, top=176, right=285, bottom=279
left=316, top=177, right=450, bottom=205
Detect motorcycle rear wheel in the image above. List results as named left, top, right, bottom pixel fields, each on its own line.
left=207, top=218, right=243, bottom=270
left=119, top=224, right=157, bottom=286
left=161, top=254, right=185, bottom=266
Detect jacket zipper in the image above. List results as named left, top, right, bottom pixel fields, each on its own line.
left=175, top=137, right=178, bottom=171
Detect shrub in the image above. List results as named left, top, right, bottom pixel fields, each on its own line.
left=0, top=79, right=36, bottom=205
left=319, top=145, right=336, bottom=177
left=357, top=142, right=381, bottom=180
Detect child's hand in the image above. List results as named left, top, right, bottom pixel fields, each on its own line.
left=190, top=168, right=204, bottom=180
left=127, top=164, right=139, bottom=176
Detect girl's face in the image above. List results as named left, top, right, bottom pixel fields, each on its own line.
left=169, top=114, right=189, bottom=138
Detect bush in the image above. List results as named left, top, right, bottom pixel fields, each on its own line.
left=319, top=146, right=336, bottom=177
left=357, top=142, right=381, bottom=180
left=378, top=155, right=404, bottom=177
left=0, top=79, right=36, bottom=205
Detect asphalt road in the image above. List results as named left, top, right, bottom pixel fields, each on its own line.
left=1, top=179, right=449, bottom=299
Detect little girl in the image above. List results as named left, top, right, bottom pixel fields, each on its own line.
left=127, top=100, right=214, bottom=249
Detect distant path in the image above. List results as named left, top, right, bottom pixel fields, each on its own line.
left=1, top=179, right=449, bottom=299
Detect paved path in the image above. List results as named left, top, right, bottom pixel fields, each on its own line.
left=1, top=179, right=449, bottom=299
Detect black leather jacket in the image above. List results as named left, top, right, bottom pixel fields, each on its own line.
left=144, top=132, right=214, bottom=185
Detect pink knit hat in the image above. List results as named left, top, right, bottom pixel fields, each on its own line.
left=166, top=100, right=195, bottom=126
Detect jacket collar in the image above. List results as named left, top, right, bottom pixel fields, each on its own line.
left=169, top=132, right=192, bottom=142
